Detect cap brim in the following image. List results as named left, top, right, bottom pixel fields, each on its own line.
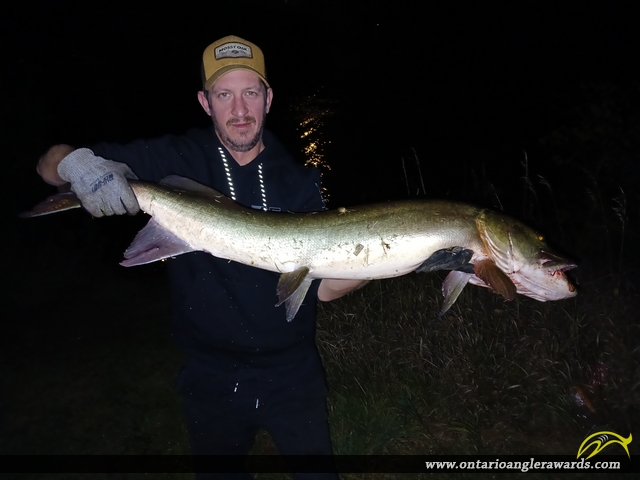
left=204, top=65, right=270, bottom=90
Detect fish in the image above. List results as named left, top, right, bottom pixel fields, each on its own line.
left=21, top=175, right=577, bottom=321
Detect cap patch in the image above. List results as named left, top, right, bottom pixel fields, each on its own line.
left=215, top=42, right=253, bottom=60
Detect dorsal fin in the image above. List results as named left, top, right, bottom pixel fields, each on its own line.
left=159, top=175, right=225, bottom=199
left=158, top=175, right=247, bottom=211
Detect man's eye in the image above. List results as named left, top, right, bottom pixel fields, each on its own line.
left=218, top=92, right=230, bottom=99
left=245, top=91, right=258, bottom=97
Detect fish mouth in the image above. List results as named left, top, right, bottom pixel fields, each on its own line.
left=545, top=262, right=577, bottom=274
left=538, top=249, right=575, bottom=265
left=509, top=260, right=578, bottom=300
left=537, top=250, right=578, bottom=291
left=549, top=264, right=577, bottom=293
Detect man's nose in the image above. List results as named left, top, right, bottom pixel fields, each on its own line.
left=231, top=96, right=248, bottom=117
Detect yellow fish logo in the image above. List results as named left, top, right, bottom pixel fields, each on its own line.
left=577, top=431, right=632, bottom=459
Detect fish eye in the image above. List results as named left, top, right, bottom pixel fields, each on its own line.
left=538, top=235, right=544, bottom=241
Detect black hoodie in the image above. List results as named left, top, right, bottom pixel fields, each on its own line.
left=91, top=127, right=326, bottom=369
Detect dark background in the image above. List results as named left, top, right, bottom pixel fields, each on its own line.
left=4, top=0, right=639, bottom=278
left=3, top=1, right=639, bottom=207
left=2, top=0, right=640, bottom=458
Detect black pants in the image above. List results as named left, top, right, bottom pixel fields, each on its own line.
left=176, top=351, right=338, bottom=479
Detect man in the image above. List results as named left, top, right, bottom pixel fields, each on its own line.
left=37, top=35, right=366, bottom=477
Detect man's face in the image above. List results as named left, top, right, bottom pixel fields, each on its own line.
left=198, top=69, right=273, bottom=153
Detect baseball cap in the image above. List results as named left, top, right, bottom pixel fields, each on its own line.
left=201, top=35, right=269, bottom=90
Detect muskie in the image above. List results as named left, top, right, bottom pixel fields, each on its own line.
left=22, top=175, right=577, bottom=320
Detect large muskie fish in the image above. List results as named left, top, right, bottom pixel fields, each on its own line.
left=22, top=175, right=577, bottom=320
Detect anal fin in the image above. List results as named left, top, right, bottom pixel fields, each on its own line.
left=120, top=218, right=196, bottom=266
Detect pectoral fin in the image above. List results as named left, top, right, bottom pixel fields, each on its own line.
left=416, top=247, right=474, bottom=273
left=120, top=219, right=196, bottom=266
left=440, top=270, right=472, bottom=316
left=276, top=267, right=312, bottom=322
left=473, top=259, right=517, bottom=301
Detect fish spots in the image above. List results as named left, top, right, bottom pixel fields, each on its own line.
left=353, top=243, right=364, bottom=256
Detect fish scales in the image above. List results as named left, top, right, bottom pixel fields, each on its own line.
left=132, top=181, right=484, bottom=280
left=22, top=175, right=577, bottom=320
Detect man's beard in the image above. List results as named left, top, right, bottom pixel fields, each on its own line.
left=213, top=111, right=267, bottom=153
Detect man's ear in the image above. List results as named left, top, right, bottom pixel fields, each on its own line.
left=265, top=87, right=273, bottom=114
left=197, top=90, right=212, bottom=116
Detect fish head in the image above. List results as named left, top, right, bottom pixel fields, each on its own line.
left=477, top=212, right=577, bottom=302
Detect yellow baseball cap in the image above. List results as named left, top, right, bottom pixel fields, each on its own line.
left=201, top=35, right=269, bottom=91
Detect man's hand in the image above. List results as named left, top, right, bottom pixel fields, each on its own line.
left=57, top=148, right=140, bottom=217
left=318, top=279, right=370, bottom=302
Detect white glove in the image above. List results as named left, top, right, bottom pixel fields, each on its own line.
left=57, top=148, right=140, bottom=217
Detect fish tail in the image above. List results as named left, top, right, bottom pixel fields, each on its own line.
left=19, top=192, right=82, bottom=218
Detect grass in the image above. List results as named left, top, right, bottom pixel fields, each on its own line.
left=318, top=276, right=619, bottom=456
left=4, top=268, right=637, bottom=480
